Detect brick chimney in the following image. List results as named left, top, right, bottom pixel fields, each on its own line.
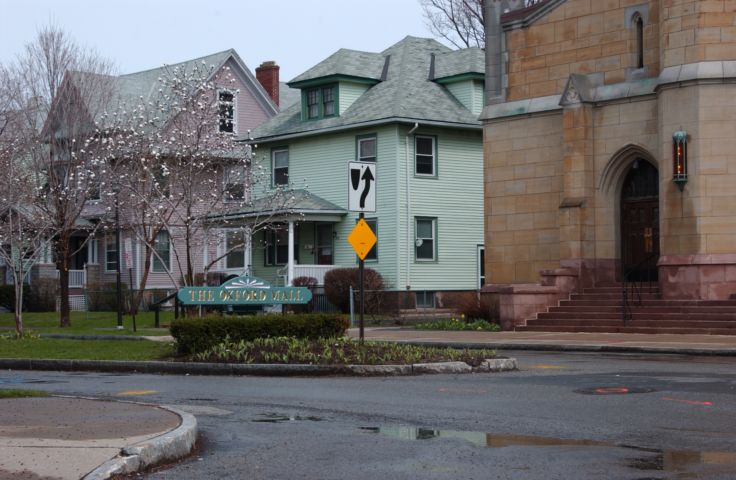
left=256, top=61, right=280, bottom=106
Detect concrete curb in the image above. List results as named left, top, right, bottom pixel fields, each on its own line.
left=82, top=405, right=197, bottom=480
left=383, top=340, right=736, bottom=357
left=0, top=357, right=517, bottom=376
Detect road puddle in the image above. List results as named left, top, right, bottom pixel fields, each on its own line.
left=359, top=425, right=736, bottom=476
left=252, top=413, right=323, bottom=423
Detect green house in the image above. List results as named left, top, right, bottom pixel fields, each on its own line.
left=221, top=37, right=485, bottom=309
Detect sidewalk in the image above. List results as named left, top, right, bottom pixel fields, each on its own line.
left=0, top=396, right=195, bottom=480
left=349, top=328, right=736, bottom=355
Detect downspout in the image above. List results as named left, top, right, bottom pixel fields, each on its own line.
left=405, top=122, right=419, bottom=290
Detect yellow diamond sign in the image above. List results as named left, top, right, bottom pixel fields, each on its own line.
left=348, top=218, right=377, bottom=261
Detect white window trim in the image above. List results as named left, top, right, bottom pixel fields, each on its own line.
left=223, top=165, right=246, bottom=203
left=358, top=136, right=377, bottom=162
left=224, top=229, right=247, bottom=270
left=217, top=88, right=237, bottom=134
left=104, top=235, right=118, bottom=273
left=151, top=230, right=172, bottom=273
left=415, top=217, right=437, bottom=262
left=272, top=148, right=289, bottom=187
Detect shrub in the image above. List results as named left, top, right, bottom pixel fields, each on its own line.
left=288, top=276, right=318, bottom=313
left=170, top=313, right=350, bottom=355
left=26, top=279, right=57, bottom=312
left=324, top=268, right=384, bottom=314
left=444, top=291, right=498, bottom=323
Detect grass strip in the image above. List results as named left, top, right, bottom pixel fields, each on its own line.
left=0, top=311, right=174, bottom=336
left=0, top=338, right=175, bottom=361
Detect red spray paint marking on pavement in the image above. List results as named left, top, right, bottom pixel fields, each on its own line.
left=662, top=397, right=712, bottom=406
left=594, top=387, right=630, bottom=395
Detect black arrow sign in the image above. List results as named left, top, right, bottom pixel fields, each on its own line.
left=360, top=166, right=374, bottom=209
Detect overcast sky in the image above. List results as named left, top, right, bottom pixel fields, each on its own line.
left=0, top=0, right=443, bottom=81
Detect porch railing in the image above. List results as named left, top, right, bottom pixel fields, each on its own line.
left=279, top=264, right=342, bottom=286
left=56, top=269, right=87, bottom=288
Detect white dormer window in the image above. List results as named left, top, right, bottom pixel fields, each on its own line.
left=218, top=90, right=236, bottom=133
left=224, top=165, right=246, bottom=202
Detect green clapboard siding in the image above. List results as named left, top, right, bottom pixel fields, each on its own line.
left=339, top=82, right=370, bottom=115
left=252, top=123, right=482, bottom=292
left=445, top=80, right=484, bottom=116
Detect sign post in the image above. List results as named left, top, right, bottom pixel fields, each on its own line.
left=347, top=162, right=377, bottom=343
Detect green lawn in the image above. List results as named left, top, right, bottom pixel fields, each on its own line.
left=0, top=388, right=49, bottom=398
left=0, top=338, right=175, bottom=360
left=0, top=311, right=175, bottom=336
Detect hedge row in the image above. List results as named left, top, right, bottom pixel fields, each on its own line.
left=170, top=313, right=350, bottom=355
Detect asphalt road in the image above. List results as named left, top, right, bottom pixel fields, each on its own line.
left=6, top=351, right=736, bottom=479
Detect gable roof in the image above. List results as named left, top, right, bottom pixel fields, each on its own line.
left=68, top=49, right=278, bottom=130
left=249, top=36, right=484, bottom=143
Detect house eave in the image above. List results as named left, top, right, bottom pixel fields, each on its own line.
left=245, top=117, right=482, bottom=144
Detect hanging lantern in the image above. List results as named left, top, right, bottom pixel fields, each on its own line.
left=672, top=131, right=688, bottom=191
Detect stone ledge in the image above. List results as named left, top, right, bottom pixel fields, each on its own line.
left=482, top=283, right=560, bottom=295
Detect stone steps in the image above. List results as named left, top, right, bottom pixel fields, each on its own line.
left=521, top=284, right=736, bottom=335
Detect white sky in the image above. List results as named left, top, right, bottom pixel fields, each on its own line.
left=0, top=0, right=443, bottom=81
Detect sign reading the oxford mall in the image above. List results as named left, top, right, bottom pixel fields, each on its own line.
left=177, top=276, right=312, bottom=306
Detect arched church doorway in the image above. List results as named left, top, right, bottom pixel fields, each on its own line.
left=620, top=159, right=659, bottom=281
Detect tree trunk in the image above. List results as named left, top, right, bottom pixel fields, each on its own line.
left=57, top=237, right=71, bottom=327
left=133, top=243, right=154, bottom=314
left=14, top=280, right=23, bottom=337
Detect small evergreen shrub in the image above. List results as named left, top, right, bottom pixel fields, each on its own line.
left=170, top=313, right=349, bottom=355
left=324, top=268, right=384, bottom=314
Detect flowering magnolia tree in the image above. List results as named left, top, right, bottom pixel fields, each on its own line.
left=105, top=61, right=295, bottom=313
left=1, top=26, right=119, bottom=328
left=0, top=71, right=56, bottom=335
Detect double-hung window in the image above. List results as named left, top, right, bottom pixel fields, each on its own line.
left=152, top=230, right=171, bottom=272
left=415, top=217, right=436, bottom=261
left=304, top=85, right=337, bottom=120
left=265, top=227, right=297, bottom=266
left=357, top=136, right=377, bottom=162
left=225, top=230, right=246, bottom=270
left=415, top=135, right=436, bottom=176
left=272, top=148, right=289, bottom=186
left=218, top=90, right=235, bottom=133
left=224, top=165, right=246, bottom=202
left=105, top=235, right=118, bottom=272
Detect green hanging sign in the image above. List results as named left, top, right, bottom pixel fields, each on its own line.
left=177, top=276, right=312, bottom=306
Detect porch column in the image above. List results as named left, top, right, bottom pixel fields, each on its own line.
left=287, top=220, right=295, bottom=286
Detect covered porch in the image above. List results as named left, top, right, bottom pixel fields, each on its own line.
left=208, top=190, right=348, bottom=286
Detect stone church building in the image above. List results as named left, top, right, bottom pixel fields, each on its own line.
left=481, top=0, right=736, bottom=331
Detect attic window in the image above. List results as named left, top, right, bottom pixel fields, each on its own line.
left=304, top=85, right=337, bottom=120
left=218, top=90, right=235, bottom=133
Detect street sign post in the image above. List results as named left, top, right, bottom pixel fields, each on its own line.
left=348, top=162, right=376, bottom=213
left=348, top=218, right=377, bottom=343
left=347, top=163, right=378, bottom=342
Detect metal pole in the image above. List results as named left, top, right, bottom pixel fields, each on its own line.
left=115, top=191, right=123, bottom=329
left=359, top=212, right=365, bottom=343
